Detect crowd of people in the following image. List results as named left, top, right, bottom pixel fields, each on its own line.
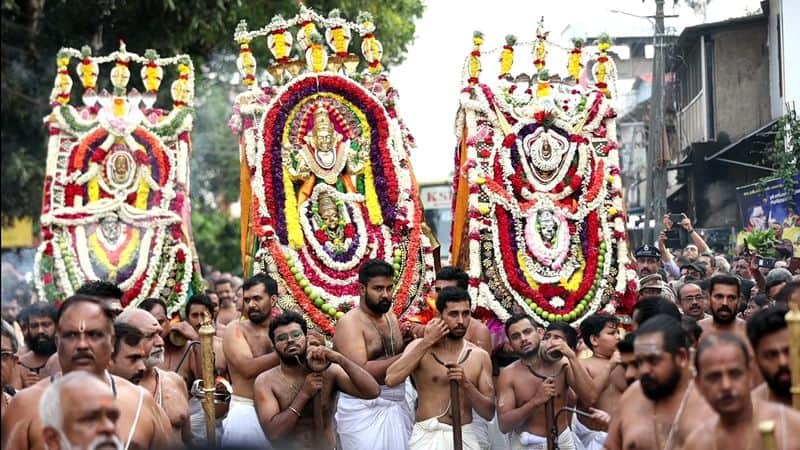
left=0, top=212, right=799, bottom=450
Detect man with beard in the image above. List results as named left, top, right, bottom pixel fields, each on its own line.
left=2, top=319, right=19, bottom=422
left=697, top=274, right=748, bottom=341
left=634, top=244, right=661, bottom=277
left=747, top=304, right=792, bottom=406
left=616, top=333, right=639, bottom=386
left=333, top=259, right=413, bottom=450
left=116, top=309, right=190, bottom=443
left=254, top=312, right=380, bottom=449
left=1, top=294, right=172, bottom=450
left=677, top=282, right=709, bottom=321
left=386, top=287, right=495, bottom=450
left=221, top=273, right=280, bottom=448
left=496, top=317, right=597, bottom=450
left=683, top=333, right=800, bottom=450
left=17, top=303, right=58, bottom=385
left=215, top=279, right=239, bottom=329
left=605, top=315, right=713, bottom=450
left=39, top=371, right=124, bottom=450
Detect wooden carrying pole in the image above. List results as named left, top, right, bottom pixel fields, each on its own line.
left=199, top=316, right=217, bottom=445
left=450, top=379, right=463, bottom=450
left=786, top=304, right=800, bottom=410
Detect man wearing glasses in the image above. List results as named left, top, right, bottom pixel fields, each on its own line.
left=676, top=282, right=708, bottom=321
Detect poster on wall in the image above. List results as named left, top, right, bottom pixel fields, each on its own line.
left=736, top=175, right=800, bottom=257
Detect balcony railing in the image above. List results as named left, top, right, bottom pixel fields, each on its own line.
left=676, top=89, right=708, bottom=151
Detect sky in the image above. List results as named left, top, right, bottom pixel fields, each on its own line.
left=391, top=0, right=763, bottom=183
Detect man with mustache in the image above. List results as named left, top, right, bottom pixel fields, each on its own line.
left=605, top=315, right=713, bottom=450
left=221, top=273, right=280, bottom=448
left=215, top=279, right=239, bottom=330
left=497, top=317, right=597, bottom=450
left=109, top=323, right=148, bottom=385
left=116, top=309, right=190, bottom=443
left=682, top=333, right=800, bottom=450
left=747, top=304, right=793, bottom=406
left=2, top=319, right=19, bottom=422
left=333, top=259, right=414, bottom=450
left=43, top=281, right=126, bottom=377
left=39, top=371, right=124, bottom=450
left=616, top=333, right=639, bottom=386
left=697, top=275, right=751, bottom=347
left=386, top=287, right=495, bottom=450
left=1, top=294, right=172, bottom=450
left=676, top=282, right=708, bottom=321
left=634, top=244, right=661, bottom=278
left=254, top=311, right=380, bottom=449
left=17, top=303, right=58, bottom=386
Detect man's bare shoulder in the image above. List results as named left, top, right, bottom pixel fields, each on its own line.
left=335, top=309, right=367, bottom=330
left=464, top=340, right=490, bottom=359
left=618, top=380, right=646, bottom=406
left=160, top=369, right=188, bottom=392
left=254, top=365, right=281, bottom=387
left=751, top=382, right=769, bottom=399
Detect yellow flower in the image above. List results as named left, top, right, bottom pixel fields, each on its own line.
left=363, top=160, right=383, bottom=225
left=283, top=167, right=304, bottom=249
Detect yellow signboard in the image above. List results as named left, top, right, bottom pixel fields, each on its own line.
left=1, top=216, right=34, bottom=248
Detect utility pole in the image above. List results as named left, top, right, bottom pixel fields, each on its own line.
left=644, top=0, right=668, bottom=245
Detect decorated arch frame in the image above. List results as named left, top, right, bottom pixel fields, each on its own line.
left=451, top=25, right=638, bottom=326
left=230, top=7, right=435, bottom=335
left=34, top=43, right=202, bottom=312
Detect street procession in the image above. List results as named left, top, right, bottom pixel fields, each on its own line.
left=1, top=0, right=800, bottom=449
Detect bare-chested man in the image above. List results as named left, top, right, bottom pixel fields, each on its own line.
left=747, top=304, right=793, bottom=407
left=221, top=273, right=280, bottom=448
left=1, top=294, right=172, bottom=450
left=605, top=314, right=713, bottom=450
left=17, top=303, right=58, bottom=386
left=683, top=333, right=800, bottom=450
left=575, top=314, right=626, bottom=448
left=386, top=286, right=495, bottom=450
left=255, top=312, right=380, bottom=449
left=39, top=371, right=124, bottom=450
left=333, top=259, right=413, bottom=450
left=616, top=332, right=639, bottom=386
left=698, top=274, right=762, bottom=386
left=215, top=279, right=239, bottom=329
left=117, top=308, right=190, bottom=443
left=497, top=316, right=598, bottom=450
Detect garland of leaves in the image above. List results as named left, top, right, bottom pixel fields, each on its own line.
left=758, top=104, right=799, bottom=207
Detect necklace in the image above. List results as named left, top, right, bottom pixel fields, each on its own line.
left=657, top=379, right=693, bottom=450
left=279, top=367, right=303, bottom=399
left=367, top=315, right=396, bottom=358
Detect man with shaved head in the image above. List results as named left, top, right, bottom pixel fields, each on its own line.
left=1, top=294, right=172, bottom=449
left=39, top=371, right=123, bottom=450
left=683, top=333, right=800, bottom=450
left=116, top=308, right=190, bottom=443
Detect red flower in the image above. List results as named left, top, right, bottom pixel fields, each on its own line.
left=344, top=224, right=355, bottom=239
left=171, top=225, right=183, bottom=240
left=315, top=229, right=328, bottom=243
left=176, top=250, right=186, bottom=263
left=44, top=243, right=54, bottom=256
left=42, top=273, right=53, bottom=284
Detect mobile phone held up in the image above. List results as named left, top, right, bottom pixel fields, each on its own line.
left=669, top=213, right=684, bottom=227
left=757, top=257, right=776, bottom=269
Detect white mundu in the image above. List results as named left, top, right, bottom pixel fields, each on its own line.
left=336, top=383, right=413, bottom=450
left=221, top=395, right=271, bottom=448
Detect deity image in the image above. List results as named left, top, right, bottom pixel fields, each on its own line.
left=538, top=209, right=557, bottom=243
left=307, top=108, right=342, bottom=170
left=316, top=192, right=345, bottom=243
left=108, top=150, right=134, bottom=186
left=100, top=215, right=122, bottom=243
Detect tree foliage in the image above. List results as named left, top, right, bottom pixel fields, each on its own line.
left=1, top=0, right=423, bottom=272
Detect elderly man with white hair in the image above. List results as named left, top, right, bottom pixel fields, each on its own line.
left=39, top=371, right=123, bottom=450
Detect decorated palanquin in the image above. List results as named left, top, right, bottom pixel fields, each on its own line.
left=230, top=7, right=435, bottom=335
left=451, top=24, right=638, bottom=326
left=34, top=42, right=203, bottom=312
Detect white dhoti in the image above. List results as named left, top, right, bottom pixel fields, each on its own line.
left=472, top=411, right=510, bottom=450
left=188, top=397, right=223, bottom=446
left=408, top=417, right=490, bottom=450
left=335, top=384, right=413, bottom=450
left=221, top=395, right=271, bottom=449
left=572, top=416, right=606, bottom=450
left=512, top=429, right=576, bottom=450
